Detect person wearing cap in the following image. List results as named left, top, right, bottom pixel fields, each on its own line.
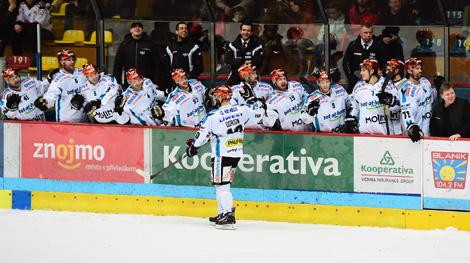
left=346, top=58, right=399, bottom=135
left=164, top=21, right=203, bottom=82
left=263, top=69, right=308, bottom=131
left=113, top=22, right=167, bottom=89
left=114, top=68, right=166, bottom=126
left=1, top=67, right=48, bottom=120
left=160, top=68, right=207, bottom=127
left=301, top=71, right=350, bottom=132
left=77, top=64, right=121, bottom=123
left=34, top=49, right=87, bottom=122
left=398, top=57, right=436, bottom=142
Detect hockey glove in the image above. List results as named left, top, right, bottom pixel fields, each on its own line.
left=205, top=87, right=217, bottom=110
left=307, top=99, right=320, bottom=116
left=185, top=138, right=198, bottom=157
left=6, top=93, right=21, bottom=110
left=34, top=97, right=49, bottom=111
left=46, top=68, right=61, bottom=83
left=343, top=116, right=359, bottom=134
left=83, top=100, right=101, bottom=114
left=376, top=92, right=397, bottom=106
left=114, top=92, right=126, bottom=115
left=70, top=93, right=85, bottom=110
left=240, top=82, right=256, bottom=103
left=407, top=124, right=423, bottom=143
left=151, top=104, right=165, bottom=120
left=433, top=75, right=445, bottom=91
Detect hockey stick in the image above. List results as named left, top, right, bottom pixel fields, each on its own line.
left=380, top=71, right=394, bottom=135
left=136, top=153, right=188, bottom=183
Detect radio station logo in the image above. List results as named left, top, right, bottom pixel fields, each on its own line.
left=432, top=151, right=468, bottom=189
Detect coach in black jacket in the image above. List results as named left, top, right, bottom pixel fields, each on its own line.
left=342, top=24, right=385, bottom=93
left=113, top=22, right=166, bottom=87
left=430, top=83, right=470, bottom=140
left=164, top=22, right=203, bottom=80
left=225, top=21, right=263, bottom=85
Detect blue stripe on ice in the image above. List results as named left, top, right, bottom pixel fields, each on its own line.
left=424, top=197, right=470, bottom=211
left=3, top=178, right=420, bottom=209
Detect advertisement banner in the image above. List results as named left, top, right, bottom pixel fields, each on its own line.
left=21, top=123, right=144, bottom=183
left=423, top=140, right=470, bottom=201
left=354, top=137, right=421, bottom=194
left=151, top=129, right=354, bottom=192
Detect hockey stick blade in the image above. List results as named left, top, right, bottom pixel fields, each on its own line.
left=136, top=153, right=188, bottom=182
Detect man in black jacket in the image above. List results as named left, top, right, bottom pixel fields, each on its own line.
left=225, top=21, right=263, bottom=86
left=430, top=83, right=470, bottom=140
left=0, top=0, right=18, bottom=90
left=342, top=23, right=385, bottom=93
left=164, top=21, right=203, bottom=81
left=113, top=22, right=167, bottom=89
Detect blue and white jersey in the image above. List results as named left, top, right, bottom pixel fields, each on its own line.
left=399, top=77, right=436, bottom=136
left=1, top=77, right=48, bottom=121
left=162, top=79, right=206, bottom=127
left=193, top=104, right=257, bottom=158
left=42, top=68, right=87, bottom=122
left=263, top=81, right=308, bottom=131
left=79, top=73, right=120, bottom=123
left=118, top=78, right=166, bottom=126
left=301, top=84, right=350, bottom=132
left=230, top=81, right=273, bottom=105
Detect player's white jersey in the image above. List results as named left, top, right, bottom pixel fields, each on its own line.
left=162, top=79, right=206, bottom=127
left=388, top=78, right=408, bottom=134
left=399, top=77, right=436, bottom=136
left=230, top=81, right=273, bottom=105
left=350, top=77, right=400, bottom=134
left=193, top=104, right=257, bottom=158
left=1, top=78, right=48, bottom=121
left=301, top=84, right=350, bottom=132
left=263, top=81, right=308, bottom=131
left=79, top=73, right=120, bottom=123
left=118, top=78, right=166, bottom=126
left=42, top=68, right=87, bottom=122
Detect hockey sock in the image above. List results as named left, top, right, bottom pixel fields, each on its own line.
left=215, top=184, right=233, bottom=214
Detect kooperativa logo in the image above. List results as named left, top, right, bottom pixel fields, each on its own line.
left=32, top=139, right=106, bottom=170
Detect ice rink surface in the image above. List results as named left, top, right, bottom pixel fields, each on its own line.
left=1, top=210, right=470, bottom=263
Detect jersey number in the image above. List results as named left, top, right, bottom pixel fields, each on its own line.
left=227, top=124, right=242, bottom=134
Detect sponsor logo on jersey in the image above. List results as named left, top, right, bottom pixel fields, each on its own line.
left=32, top=138, right=105, bottom=170
left=432, top=151, right=468, bottom=190
left=225, top=138, right=243, bottom=147
left=365, top=114, right=387, bottom=124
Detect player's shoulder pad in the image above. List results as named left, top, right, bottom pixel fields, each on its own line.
left=419, top=77, right=431, bottom=86
left=1, top=87, right=12, bottom=99
left=22, top=77, right=36, bottom=89
left=331, top=84, right=347, bottom=94
left=53, top=71, right=71, bottom=83
left=143, top=78, right=154, bottom=87
left=123, top=87, right=133, bottom=96
left=165, top=89, right=181, bottom=104
left=257, top=81, right=273, bottom=89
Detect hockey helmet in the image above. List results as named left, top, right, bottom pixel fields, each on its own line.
left=404, top=57, right=423, bottom=70
left=57, top=49, right=76, bottom=61
left=2, top=67, right=18, bottom=80
left=171, top=68, right=187, bottom=83
left=126, top=68, right=142, bottom=82
left=387, top=59, right=405, bottom=75
left=238, top=63, right=256, bottom=79
left=270, top=68, right=286, bottom=83
left=360, top=59, right=379, bottom=73
left=316, top=70, right=329, bottom=82
left=82, top=64, right=98, bottom=77
left=213, top=85, right=232, bottom=101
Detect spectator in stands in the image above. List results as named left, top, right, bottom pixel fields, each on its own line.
left=282, top=26, right=315, bottom=79
left=259, top=24, right=283, bottom=73
left=379, top=27, right=404, bottom=63
left=347, top=0, right=378, bottom=25
left=342, top=23, right=385, bottom=93
left=410, top=28, right=437, bottom=77
left=287, top=0, right=313, bottom=24
left=113, top=22, right=167, bottom=89
left=225, top=21, right=263, bottom=85
left=430, top=83, right=470, bottom=140
left=317, top=1, right=346, bottom=50
left=379, top=0, right=413, bottom=25
left=231, top=6, right=246, bottom=23
left=164, top=21, right=203, bottom=83
left=215, top=0, right=254, bottom=22
left=0, top=0, right=18, bottom=91
left=11, top=0, right=54, bottom=57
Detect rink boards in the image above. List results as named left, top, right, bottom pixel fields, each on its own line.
left=1, top=121, right=470, bottom=231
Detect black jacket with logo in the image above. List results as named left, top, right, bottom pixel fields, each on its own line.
left=342, top=35, right=385, bottom=92
left=225, top=35, right=263, bottom=85
left=164, top=38, right=203, bottom=80
left=113, top=32, right=167, bottom=87
left=430, top=97, right=470, bottom=138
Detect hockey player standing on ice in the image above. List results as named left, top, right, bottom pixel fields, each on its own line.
left=230, top=63, right=273, bottom=130
left=301, top=71, right=350, bottom=132
left=399, top=57, right=436, bottom=142
left=345, top=58, right=400, bottom=134
left=77, top=64, right=121, bottom=124
left=160, top=68, right=206, bottom=127
left=34, top=49, right=87, bottom=122
left=1, top=67, right=48, bottom=121
left=114, top=68, right=166, bottom=126
left=263, top=69, right=308, bottom=131
left=185, top=85, right=262, bottom=229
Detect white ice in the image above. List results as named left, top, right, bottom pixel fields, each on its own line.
left=1, top=209, right=470, bottom=263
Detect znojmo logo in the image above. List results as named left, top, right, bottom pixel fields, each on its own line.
left=32, top=139, right=106, bottom=170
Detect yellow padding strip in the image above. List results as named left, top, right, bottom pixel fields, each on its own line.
left=31, top=191, right=470, bottom=232
left=0, top=190, right=12, bottom=209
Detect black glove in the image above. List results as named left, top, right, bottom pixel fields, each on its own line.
left=185, top=138, right=198, bottom=157
left=151, top=104, right=165, bottom=120
left=83, top=100, right=101, bottom=114
left=433, top=75, right=445, bottom=91
left=307, top=99, right=320, bottom=116
left=6, top=93, right=21, bottom=110
left=240, top=82, right=255, bottom=103
left=407, top=124, right=423, bottom=142
left=114, top=92, right=126, bottom=115
left=46, top=68, right=61, bottom=83
left=34, top=96, right=49, bottom=111
left=342, top=116, right=359, bottom=134
left=205, top=87, right=217, bottom=110
left=70, top=93, right=85, bottom=110
left=377, top=92, right=397, bottom=106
